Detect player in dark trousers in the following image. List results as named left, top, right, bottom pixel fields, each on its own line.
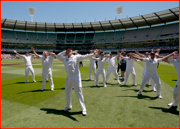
left=119, top=51, right=126, bottom=81
left=79, top=61, right=83, bottom=67
left=117, top=57, right=121, bottom=75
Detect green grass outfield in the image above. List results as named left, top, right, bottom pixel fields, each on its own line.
left=1, top=58, right=179, bottom=128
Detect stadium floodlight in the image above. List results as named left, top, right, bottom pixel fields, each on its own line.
left=115, top=5, right=124, bottom=19
left=27, top=7, right=37, bottom=22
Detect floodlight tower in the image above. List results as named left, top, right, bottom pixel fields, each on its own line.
left=115, top=5, right=124, bottom=19
left=27, top=7, right=37, bottom=22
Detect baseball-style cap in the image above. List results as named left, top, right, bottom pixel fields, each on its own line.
left=150, top=52, right=155, bottom=54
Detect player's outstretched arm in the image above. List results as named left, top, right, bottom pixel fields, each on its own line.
left=135, top=51, right=145, bottom=58
left=13, top=50, right=23, bottom=57
left=131, top=53, right=143, bottom=61
left=31, top=47, right=40, bottom=58
left=92, top=57, right=99, bottom=61
left=117, top=49, right=126, bottom=58
left=162, top=51, right=178, bottom=61
left=77, top=49, right=101, bottom=61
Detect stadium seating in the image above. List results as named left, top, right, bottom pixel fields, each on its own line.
left=122, top=29, right=138, bottom=42
left=146, top=25, right=164, bottom=40
left=93, top=32, right=105, bottom=42
left=1, top=23, right=179, bottom=46
left=161, top=23, right=179, bottom=35
left=135, top=28, right=150, bottom=41
left=104, top=32, right=115, bottom=42
left=114, top=31, right=125, bottom=42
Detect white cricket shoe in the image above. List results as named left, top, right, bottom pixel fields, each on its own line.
left=168, top=102, right=173, bottom=106
left=104, top=85, right=107, bottom=87
left=137, top=91, right=142, bottom=95
left=118, top=81, right=121, bottom=85
left=157, top=95, right=162, bottom=99
left=87, top=78, right=91, bottom=81
left=41, top=88, right=45, bottom=91
left=25, top=81, right=28, bottom=83
left=153, top=89, right=156, bottom=92
left=94, top=85, right=98, bottom=87
left=82, top=111, right=87, bottom=116
left=33, top=80, right=36, bottom=83
left=63, top=107, right=72, bottom=111
left=51, top=88, right=54, bottom=91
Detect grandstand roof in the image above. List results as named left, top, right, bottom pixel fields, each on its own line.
left=1, top=7, right=179, bottom=32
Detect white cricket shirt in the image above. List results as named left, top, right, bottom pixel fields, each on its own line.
left=22, top=55, right=32, bottom=66
left=57, top=52, right=94, bottom=76
left=108, top=56, right=116, bottom=68
left=95, top=57, right=107, bottom=70
left=89, top=57, right=96, bottom=67
left=168, top=58, right=179, bottom=78
left=143, top=58, right=162, bottom=71
left=39, top=55, right=54, bottom=70
left=124, top=57, right=134, bottom=70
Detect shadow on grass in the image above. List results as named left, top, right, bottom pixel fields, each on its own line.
left=120, top=85, right=136, bottom=88
left=149, top=106, right=179, bottom=115
left=83, top=85, right=103, bottom=88
left=116, top=95, right=158, bottom=100
left=40, top=108, right=82, bottom=121
left=122, top=89, right=154, bottom=93
left=2, top=81, right=49, bottom=86
left=172, top=79, right=177, bottom=81
left=17, top=88, right=65, bottom=94
left=81, top=79, right=93, bottom=82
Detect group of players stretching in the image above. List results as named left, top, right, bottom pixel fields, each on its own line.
left=13, top=47, right=179, bottom=116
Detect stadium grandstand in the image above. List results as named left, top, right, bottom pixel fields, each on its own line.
left=1, top=7, right=179, bottom=55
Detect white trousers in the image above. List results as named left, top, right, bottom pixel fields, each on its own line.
left=89, top=65, right=96, bottom=80
left=139, top=71, right=161, bottom=96
left=124, top=68, right=136, bottom=85
left=106, top=67, right=120, bottom=83
left=42, top=69, right=54, bottom=90
left=172, top=79, right=179, bottom=106
left=65, top=74, right=86, bottom=111
left=25, top=65, right=35, bottom=82
left=95, top=69, right=106, bottom=86
left=143, top=70, right=156, bottom=90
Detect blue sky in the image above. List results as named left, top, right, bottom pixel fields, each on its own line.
left=1, top=1, right=179, bottom=23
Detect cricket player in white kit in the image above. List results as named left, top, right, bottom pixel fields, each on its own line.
left=119, top=50, right=137, bottom=86
left=31, top=47, right=55, bottom=91
left=92, top=53, right=108, bottom=87
left=106, top=53, right=121, bottom=85
left=134, top=51, right=156, bottom=91
left=166, top=52, right=179, bottom=110
left=132, top=52, right=176, bottom=99
left=13, top=50, right=36, bottom=83
left=88, top=50, right=96, bottom=81
left=56, top=47, right=100, bottom=116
